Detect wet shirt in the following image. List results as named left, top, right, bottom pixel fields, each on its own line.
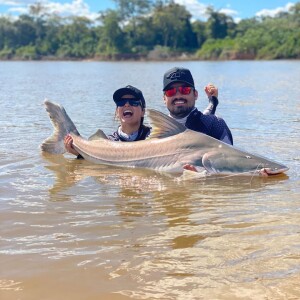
left=108, top=124, right=151, bottom=142
left=185, top=108, right=233, bottom=145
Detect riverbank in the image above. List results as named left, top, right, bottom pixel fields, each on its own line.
left=1, top=53, right=299, bottom=62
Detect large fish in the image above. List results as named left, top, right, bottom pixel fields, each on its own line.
left=40, top=100, right=288, bottom=176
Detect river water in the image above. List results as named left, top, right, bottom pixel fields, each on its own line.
left=0, top=61, right=300, bottom=300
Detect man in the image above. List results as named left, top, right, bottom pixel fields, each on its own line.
left=162, top=67, right=233, bottom=145
left=162, top=67, right=273, bottom=176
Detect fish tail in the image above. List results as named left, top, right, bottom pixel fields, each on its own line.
left=40, top=99, right=80, bottom=154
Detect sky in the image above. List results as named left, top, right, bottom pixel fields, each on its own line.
left=0, top=0, right=297, bottom=22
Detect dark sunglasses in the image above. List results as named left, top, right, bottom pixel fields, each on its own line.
left=164, top=86, right=193, bottom=97
left=116, top=99, right=142, bottom=107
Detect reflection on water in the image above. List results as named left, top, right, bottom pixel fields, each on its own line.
left=42, top=152, right=171, bottom=201
left=42, top=152, right=289, bottom=202
left=1, top=155, right=299, bottom=300
left=35, top=153, right=300, bottom=299
left=1, top=61, right=300, bottom=300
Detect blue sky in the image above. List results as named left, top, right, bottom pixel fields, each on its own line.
left=0, top=0, right=297, bottom=22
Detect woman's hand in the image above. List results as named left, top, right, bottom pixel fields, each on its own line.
left=64, top=134, right=79, bottom=156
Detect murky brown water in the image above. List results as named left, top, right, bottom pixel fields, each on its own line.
left=1, top=61, right=300, bottom=299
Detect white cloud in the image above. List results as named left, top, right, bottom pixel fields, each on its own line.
left=174, top=0, right=208, bottom=19
left=45, top=0, right=90, bottom=17
left=0, top=0, right=35, bottom=4
left=219, top=8, right=240, bottom=23
left=255, top=2, right=295, bottom=18
left=8, top=6, right=27, bottom=14
left=219, top=8, right=238, bottom=17
left=3, top=0, right=99, bottom=20
left=174, top=0, right=239, bottom=21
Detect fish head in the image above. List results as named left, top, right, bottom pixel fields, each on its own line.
left=201, top=149, right=289, bottom=176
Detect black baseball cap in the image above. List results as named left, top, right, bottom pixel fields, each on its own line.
left=163, top=67, right=195, bottom=91
left=113, top=85, right=146, bottom=109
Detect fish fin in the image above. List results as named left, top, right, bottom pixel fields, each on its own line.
left=202, top=151, right=224, bottom=174
left=147, top=109, right=186, bottom=138
left=88, top=129, right=108, bottom=141
left=40, top=99, right=80, bottom=154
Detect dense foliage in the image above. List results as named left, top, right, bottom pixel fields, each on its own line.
left=0, top=0, right=299, bottom=60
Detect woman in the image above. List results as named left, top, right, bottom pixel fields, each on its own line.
left=108, top=85, right=151, bottom=141
left=64, top=85, right=151, bottom=156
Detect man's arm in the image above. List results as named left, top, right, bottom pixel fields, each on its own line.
left=203, top=96, right=218, bottom=115
left=203, top=84, right=219, bottom=115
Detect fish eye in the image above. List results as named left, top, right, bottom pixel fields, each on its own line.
left=246, top=156, right=252, bottom=159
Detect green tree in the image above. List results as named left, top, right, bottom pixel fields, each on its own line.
left=56, top=16, right=96, bottom=58
left=152, top=1, right=195, bottom=49
left=0, top=16, right=15, bottom=50
left=28, top=2, right=49, bottom=56
left=0, top=16, right=16, bottom=58
left=0, top=0, right=299, bottom=60
left=127, top=16, right=156, bottom=52
left=39, top=15, right=62, bottom=55
left=96, top=10, right=126, bottom=56
left=192, top=20, right=207, bottom=48
left=205, top=7, right=235, bottom=39
left=14, top=15, right=37, bottom=47
left=234, top=18, right=258, bottom=38
left=113, top=0, right=153, bottom=48
left=113, top=0, right=152, bottom=19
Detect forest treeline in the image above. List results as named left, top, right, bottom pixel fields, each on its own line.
left=0, top=0, right=299, bottom=60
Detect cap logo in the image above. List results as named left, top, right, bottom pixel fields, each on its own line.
left=167, top=70, right=185, bottom=80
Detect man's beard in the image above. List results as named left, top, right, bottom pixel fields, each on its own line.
left=169, top=105, right=194, bottom=119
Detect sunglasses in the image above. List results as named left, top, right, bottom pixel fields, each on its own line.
left=164, top=86, right=193, bottom=97
left=116, top=99, right=142, bottom=107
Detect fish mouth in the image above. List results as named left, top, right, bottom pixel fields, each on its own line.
left=123, top=109, right=134, bottom=117
left=172, top=98, right=187, bottom=106
left=259, top=167, right=289, bottom=176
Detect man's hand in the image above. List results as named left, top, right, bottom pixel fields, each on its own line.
left=204, top=84, right=218, bottom=98
left=183, top=164, right=198, bottom=172
left=259, top=168, right=271, bottom=177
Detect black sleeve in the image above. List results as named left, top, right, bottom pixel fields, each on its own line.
left=203, top=96, right=218, bottom=115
